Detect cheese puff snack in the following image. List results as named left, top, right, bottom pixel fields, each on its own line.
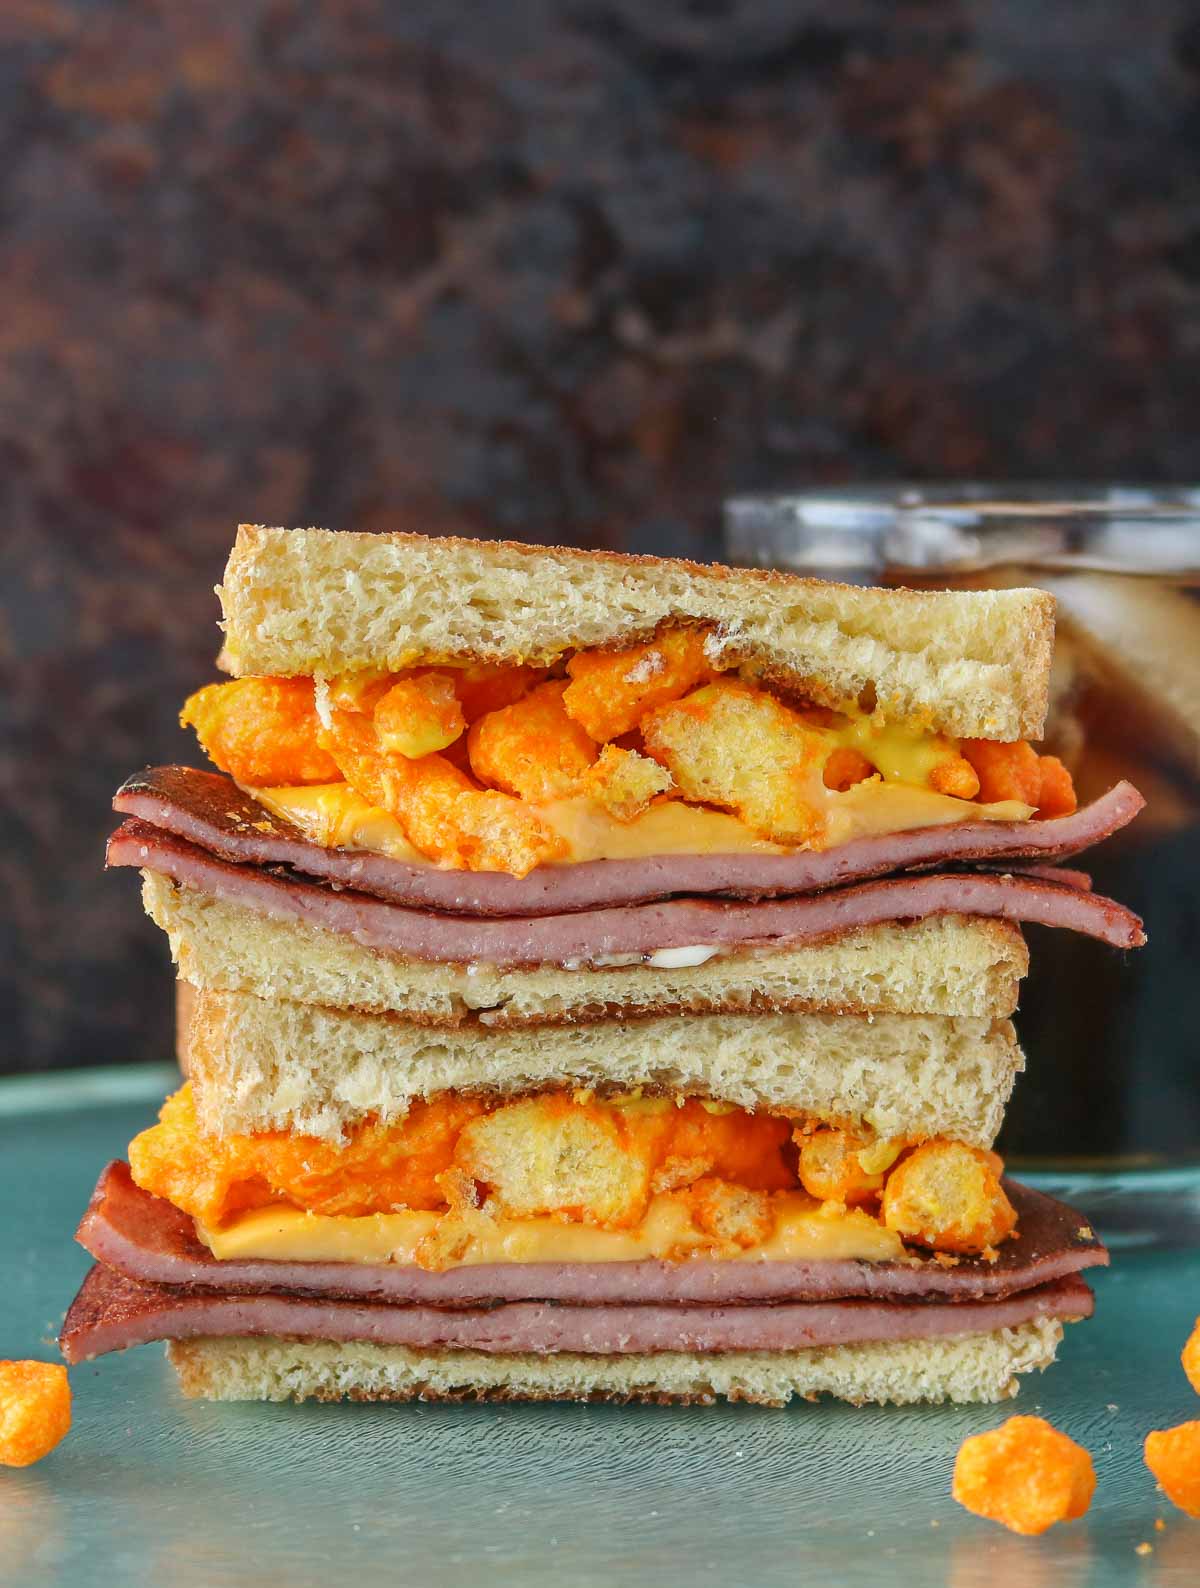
left=795, top=1128, right=899, bottom=1207
left=374, top=672, right=465, bottom=759
left=0, top=1361, right=71, bottom=1468
left=581, top=744, right=675, bottom=821
left=1183, top=1316, right=1200, bottom=1394
left=881, top=1139, right=1016, bottom=1256
left=181, top=678, right=340, bottom=785
left=953, top=1416, right=1095, bottom=1535
left=1144, top=1422, right=1200, bottom=1518
left=319, top=707, right=565, bottom=875
left=642, top=679, right=828, bottom=845
left=563, top=627, right=715, bottom=741
left=468, top=680, right=598, bottom=801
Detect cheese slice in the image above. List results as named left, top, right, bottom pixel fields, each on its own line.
left=247, top=781, right=1032, bottom=869
left=198, top=1189, right=909, bottom=1269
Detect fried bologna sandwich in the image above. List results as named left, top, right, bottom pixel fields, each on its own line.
left=61, top=527, right=1146, bottom=1406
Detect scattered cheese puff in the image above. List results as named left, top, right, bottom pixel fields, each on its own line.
left=1144, top=1422, right=1200, bottom=1518
left=563, top=627, right=715, bottom=741
left=468, top=680, right=598, bottom=801
left=952, top=1416, right=1095, bottom=1536
left=881, top=1139, right=1017, bottom=1256
left=581, top=744, right=674, bottom=821
left=960, top=739, right=1042, bottom=806
left=374, top=672, right=465, bottom=759
left=0, top=1361, right=71, bottom=1468
left=1183, top=1317, right=1200, bottom=1394
left=180, top=677, right=341, bottom=785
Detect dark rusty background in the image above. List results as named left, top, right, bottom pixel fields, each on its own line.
left=3, top=1, right=1200, bottom=1074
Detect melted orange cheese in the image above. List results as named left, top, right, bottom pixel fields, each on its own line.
left=248, top=780, right=1031, bottom=868
left=198, top=1191, right=908, bottom=1269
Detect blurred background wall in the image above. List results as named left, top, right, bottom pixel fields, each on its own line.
left=3, top=0, right=1199, bottom=1073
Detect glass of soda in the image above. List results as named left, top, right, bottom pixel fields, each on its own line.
left=725, top=485, right=1200, bottom=1243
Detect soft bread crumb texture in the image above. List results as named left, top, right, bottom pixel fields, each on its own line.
left=217, top=527, right=1054, bottom=741
left=143, top=874, right=1028, bottom=1026
left=953, top=1415, right=1096, bottom=1535
left=167, top=1319, right=1065, bottom=1406
left=182, top=984, right=1024, bottom=1146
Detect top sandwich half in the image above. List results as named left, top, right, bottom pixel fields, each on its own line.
left=176, top=524, right=1079, bottom=883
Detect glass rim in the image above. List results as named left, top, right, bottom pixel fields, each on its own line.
left=724, top=482, right=1200, bottom=575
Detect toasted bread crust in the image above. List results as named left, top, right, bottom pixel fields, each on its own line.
left=217, top=526, right=1054, bottom=740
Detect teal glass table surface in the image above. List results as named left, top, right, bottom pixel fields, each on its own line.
left=2, top=1066, right=1198, bottom=1588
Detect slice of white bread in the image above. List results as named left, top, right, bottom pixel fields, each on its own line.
left=143, top=873, right=1028, bottom=1025
left=167, top=1319, right=1064, bottom=1406
left=217, top=526, right=1055, bottom=740
left=183, top=987, right=1024, bottom=1146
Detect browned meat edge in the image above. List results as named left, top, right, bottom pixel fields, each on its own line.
left=59, top=1262, right=1093, bottom=1363
left=113, top=766, right=1145, bottom=916
left=77, top=1162, right=1107, bottom=1308
left=107, top=819, right=1147, bottom=960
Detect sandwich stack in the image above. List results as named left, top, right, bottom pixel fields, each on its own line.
left=61, top=528, right=1146, bottom=1407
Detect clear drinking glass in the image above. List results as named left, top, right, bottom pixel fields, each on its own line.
left=724, top=485, right=1200, bottom=1243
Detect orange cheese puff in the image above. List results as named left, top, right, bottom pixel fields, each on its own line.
left=1183, top=1316, right=1200, bottom=1393
left=581, top=744, right=675, bottom=821
left=318, top=707, right=565, bottom=875
left=452, top=663, right=546, bottom=722
left=468, top=680, right=598, bottom=801
left=823, top=747, right=876, bottom=792
left=929, top=755, right=981, bottom=800
left=686, top=1178, right=774, bottom=1248
left=1144, top=1422, right=1200, bottom=1518
left=1036, top=754, right=1077, bottom=818
left=563, top=627, right=715, bottom=741
left=796, top=1128, right=890, bottom=1206
left=881, top=1139, right=1017, bottom=1255
left=953, top=1416, right=1095, bottom=1535
left=0, top=1361, right=71, bottom=1468
left=129, top=1084, right=488, bottom=1225
left=180, top=678, right=340, bottom=785
left=374, top=672, right=465, bottom=759
left=959, top=739, right=1042, bottom=805
left=642, top=679, right=828, bottom=846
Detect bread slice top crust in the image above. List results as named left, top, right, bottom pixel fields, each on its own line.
left=217, top=526, right=1055, bottom=741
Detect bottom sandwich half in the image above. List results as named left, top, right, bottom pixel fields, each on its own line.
left=60, top=995, right=1104, bottom=1408
left=61, top=1160, right=1103, bottom=1408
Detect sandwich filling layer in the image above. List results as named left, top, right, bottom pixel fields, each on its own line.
left=113, top=768, right=1144, bottom=915
left=78, top=1161, right=1110, bottom=1305
left=109, top=817, right=1147, bottom=958
left=177, top=621, right=1079, bottom=876
left=60, top=1260, right=1092, bottom=1363
left=128, top=1083, right=1025, bottom=1270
